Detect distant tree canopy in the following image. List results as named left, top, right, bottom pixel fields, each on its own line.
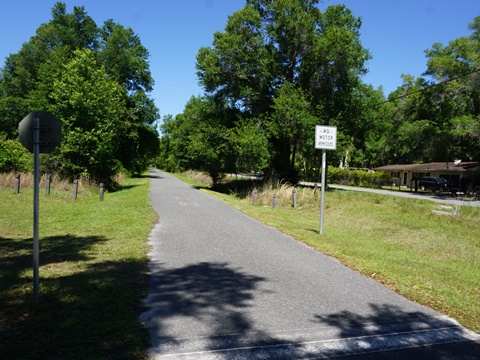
left=367, top=16, right=480, bottom=165
left=158, top=2, right=480, bottom=181
left=0, top=2, right=159, bottom=184
left=160, top=0, right=374, bottom=182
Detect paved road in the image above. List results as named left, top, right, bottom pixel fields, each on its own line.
left=141, top=169, right=480, bottom=359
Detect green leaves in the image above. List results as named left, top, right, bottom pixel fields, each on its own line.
left=197, top=6, right=274, bottom=115
left=372, top=15, right=480, bottom=164
left=0, top=2, right=159, bottom=182
left=49, top=49, right=126, bottom=181
left=193, top=0, right=371, bottom=181
left=230, top=120, right=269, bottom=173
left=157, top=96, right=269, bottom=183
left=0, top=135, right=31, bottom=173
left=99, top=20, right=153, bottom=93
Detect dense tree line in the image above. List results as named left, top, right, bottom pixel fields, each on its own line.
left=2, top=1, right=477, bottom=186
left=158, top=0, right=480, bottom=183
left=0, top=2, right=159, bottom=186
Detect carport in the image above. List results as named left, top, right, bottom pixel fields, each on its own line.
left=373, top=161, right=480, bottom=189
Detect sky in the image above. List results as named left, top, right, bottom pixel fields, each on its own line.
left=1, top=0, right=479, bottom=120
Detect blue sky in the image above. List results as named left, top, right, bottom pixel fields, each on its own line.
left=1, top=1, right=479, bottom=120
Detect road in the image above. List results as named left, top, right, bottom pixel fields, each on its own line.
left=140, top=169, right=480, bottom=359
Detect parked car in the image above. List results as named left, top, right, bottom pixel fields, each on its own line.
left=419, top=176, right=448, bottom=192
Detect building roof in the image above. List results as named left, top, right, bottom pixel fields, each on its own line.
left=374, top=162, right=480, bottom=172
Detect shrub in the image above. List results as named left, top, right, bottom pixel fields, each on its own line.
left=327, top=166, right=389, bottom=188
left=0, top=136, right=32, bottom=173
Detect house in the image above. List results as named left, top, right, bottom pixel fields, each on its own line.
left=373, top=161, right=480, bottom=188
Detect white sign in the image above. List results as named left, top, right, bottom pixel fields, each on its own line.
left=315, top=125, right=337, bottom=150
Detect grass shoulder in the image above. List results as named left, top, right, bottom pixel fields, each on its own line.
left=0, top=175, right=155, bottom=359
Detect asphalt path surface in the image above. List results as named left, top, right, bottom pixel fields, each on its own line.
left=141, top=169, right=480, bottom=359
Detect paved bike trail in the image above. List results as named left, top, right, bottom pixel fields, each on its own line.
left=140, top=169, right=480, bottom=359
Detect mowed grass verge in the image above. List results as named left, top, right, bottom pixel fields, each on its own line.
left=0, top=176, right=155, bottom=359
left=175, top=172, right=480, bottom=334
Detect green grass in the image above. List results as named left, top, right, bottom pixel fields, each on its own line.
left=0, top=177, right=155, bottom=359
left=176, top=173, right=480, bottom=334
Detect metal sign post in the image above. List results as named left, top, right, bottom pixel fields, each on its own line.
left=33, top=117, right=40, bottom=303
left=319, top=149, right=327, bottom=234
left=315, top=125, right=337, bottom=235
left=19, top=111, right=62, bottom=303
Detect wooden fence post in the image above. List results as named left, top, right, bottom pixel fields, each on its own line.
left=99, top=183, right=105, bottom=201
left=45, top=174, right=51, bottom=195
left=14, top=174, right=20, bottom=194
left=72, top=179, right=78, bottom=200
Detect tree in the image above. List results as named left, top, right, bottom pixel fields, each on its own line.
left=377, top=16, right=480, bottom=165
left=0, top=2, right=159, bottom=180
left=268, top=82, right=316, bottom=181
left=157, top=96, right=269, bottom=183
left=230, top=119, right=269, bottom=174
left=196, top=0, right=371, bottom=181
left=196, top=5, right=275, bottom=117
left=424, top=17, right=480, bottom=161
left=48, top=49, right=127, bottom=183
left=99, top=19, right=159, bottom=176
left=177, top=96, right=235, bottom=184
left=2, top=3, right=99, bottom=100
left=99, top=20, right=153, bottom=93
left=157, top=114, right=193, bottom=173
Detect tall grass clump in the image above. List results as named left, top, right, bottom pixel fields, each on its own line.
left=181, top=170, right=213, bottom=186
left=246, top=180, right=320, bottom=209
left=251, top=181, right=290, bottom=207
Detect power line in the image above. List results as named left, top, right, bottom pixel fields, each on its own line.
left=366, top=66, right=480, bottom=109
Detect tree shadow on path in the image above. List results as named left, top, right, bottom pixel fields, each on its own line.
left=142, top=261, right=323, bottom=358
left=313, top=303, right=480, bottom=359
left=142, top=263, right=480, bottom=359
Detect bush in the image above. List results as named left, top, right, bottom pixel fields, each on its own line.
left=0, top=136, right=32, bottom=173
left=327, top=166, right=389, bottom=188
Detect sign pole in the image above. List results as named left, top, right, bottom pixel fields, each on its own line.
left=19, top=111, right=62, bottom=304
left=33, top=117, right=40, bottom=303
left=315, top=125, right=337, bottom=235
left=319, top=149, right=326, bottom=234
